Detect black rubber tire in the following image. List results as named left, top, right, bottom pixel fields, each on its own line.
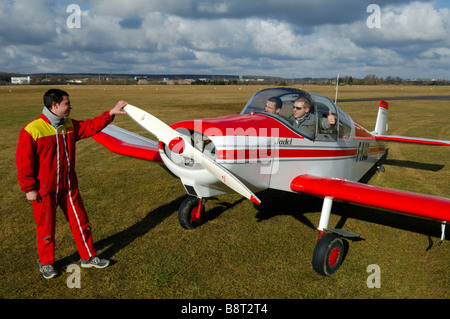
left=312, top=233, right=346, bottom=276
left=178, top=197, right=204, bottom=230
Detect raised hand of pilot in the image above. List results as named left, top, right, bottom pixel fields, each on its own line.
left=328, top=110, right=336, bottom=125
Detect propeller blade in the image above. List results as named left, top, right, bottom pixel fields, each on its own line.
left=124, top=104, right=261, bottom=205
left=195, top=151, right=261, bottom=205
left=124, top=104, right=178, bottom=144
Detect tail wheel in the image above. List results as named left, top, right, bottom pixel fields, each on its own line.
left=312, top=233, right=346, bottom=276
left=178, top=197, right=205, bottom=230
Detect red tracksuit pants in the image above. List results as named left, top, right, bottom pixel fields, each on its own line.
left=31, top=189, right=96, bottom=265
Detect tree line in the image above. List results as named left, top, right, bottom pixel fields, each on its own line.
left=1, top=72, right=448, bottom=86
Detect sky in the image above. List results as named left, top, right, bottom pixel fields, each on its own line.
left=1, top=0, right=449, bottom=79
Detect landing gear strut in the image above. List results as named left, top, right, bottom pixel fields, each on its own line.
left=178, top=197, right=205, bottom=229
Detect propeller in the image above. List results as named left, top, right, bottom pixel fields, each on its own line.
left=124, top=104, right=261, bottom=205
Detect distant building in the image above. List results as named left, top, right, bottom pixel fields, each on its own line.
left=67, top=78, right=87, bottom=84
left=137, top=77, right=151, bottom=85
left=11, top=76, right=31, bottom=84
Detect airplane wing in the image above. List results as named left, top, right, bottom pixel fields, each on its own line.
left=290, top=174, right=450, bottom=222
left=374, top=135, right=450, bottom=146
left=92, top=125, right=163, bottom=162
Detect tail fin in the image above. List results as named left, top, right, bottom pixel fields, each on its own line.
left=372, top=99, right=450, bottom=146
left=373, top=100, right=389, bottom=135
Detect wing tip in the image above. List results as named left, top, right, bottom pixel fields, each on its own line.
left=250, top=195, right=261, bottom=205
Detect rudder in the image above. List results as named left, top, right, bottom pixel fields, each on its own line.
left=373, top=100, right=389, bottom=135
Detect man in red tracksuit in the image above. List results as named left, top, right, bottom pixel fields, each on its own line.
left=16, top=88, right=127, bottom=279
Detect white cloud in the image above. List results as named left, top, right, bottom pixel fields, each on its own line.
left=420, top=47, right=450, bottom=58
left=380, top=1, right=450, bottom=42
left=197, top=2, right=229, bottom=14
left=0, top=0, right=449, bottom=79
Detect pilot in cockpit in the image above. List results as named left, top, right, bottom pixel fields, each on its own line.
left=289, top=97, right=336, bottom=135
left=264, top=97, right=283, bottom=114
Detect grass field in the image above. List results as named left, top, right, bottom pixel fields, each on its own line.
left=0, top=84, right=449, bottom=300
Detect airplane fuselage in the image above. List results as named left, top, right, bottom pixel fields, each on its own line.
left=162, top=112, right=386, bottom=198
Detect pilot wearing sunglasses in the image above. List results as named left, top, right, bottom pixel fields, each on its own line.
left=289, top=97, right=335, bottom=136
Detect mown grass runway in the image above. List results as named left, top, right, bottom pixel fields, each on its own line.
left=1, top=84, right=448, bottom=299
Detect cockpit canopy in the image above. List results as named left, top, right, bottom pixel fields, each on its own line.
left=240, top=88, right=352, bottom=140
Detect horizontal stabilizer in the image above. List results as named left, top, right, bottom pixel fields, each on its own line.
left=291, top=174, right=450, bottom=222
left=374, top=135, right=450, bottom=146
left=93, top=125, right=162, bottom=162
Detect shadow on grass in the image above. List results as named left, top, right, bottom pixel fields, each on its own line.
left=384, top=159, right=444, bottom=171
left=201, top=197, right=246, bottom=225
left=56, top=195, right=185, bottom=269
left=251, top=149, right=447, bottom=250
left=55, top=194, right=250, bottom=269
left=254, top=189, right=321, bottom=231
left=252, top=187, right=447, bottom=249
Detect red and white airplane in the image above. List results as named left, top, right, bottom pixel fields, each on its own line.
left=93, top=87, right=450, bottom=276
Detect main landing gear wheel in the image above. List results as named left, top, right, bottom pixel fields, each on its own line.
left=312, top=233, right=346, bottom=276
left=178, top=197, right=205, bottom=230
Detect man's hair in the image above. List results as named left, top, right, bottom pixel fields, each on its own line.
left=43, top=89, right=69, bottom=109
left=268, top=96, right=282, bottom=110
left=294, top=96, right=312, bottom=108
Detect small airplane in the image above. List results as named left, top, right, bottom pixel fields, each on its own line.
left=93, top=87, right=450, bottom=276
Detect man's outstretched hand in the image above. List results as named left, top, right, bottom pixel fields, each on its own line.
left=109, top=100, right=128, bottom=116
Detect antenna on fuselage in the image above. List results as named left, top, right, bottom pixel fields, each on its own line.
left=334, top=73, right=339, bottom=104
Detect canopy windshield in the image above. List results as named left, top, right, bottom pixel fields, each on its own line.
left=240, top=88, right=340, bottom=140
left=240, top=88, right=312, bottom=116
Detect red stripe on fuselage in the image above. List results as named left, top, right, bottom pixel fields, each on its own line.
left=217, top=148, right=358, bottom=160
left=217, top=146, right=385, bottom=161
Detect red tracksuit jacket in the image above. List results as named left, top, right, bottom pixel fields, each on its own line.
left=16, top=111, right=114, bottom=196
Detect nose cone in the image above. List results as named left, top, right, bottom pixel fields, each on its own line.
left=169, top=136, right=185, bottom=154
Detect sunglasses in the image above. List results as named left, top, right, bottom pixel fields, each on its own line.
left=293, top=106, right=304, bottom=110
